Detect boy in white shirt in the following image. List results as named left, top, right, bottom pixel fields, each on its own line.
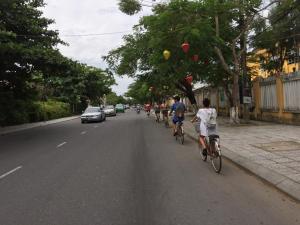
left=191, top=98, right=217, bottom=156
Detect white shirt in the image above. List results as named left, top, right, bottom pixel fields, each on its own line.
left=196, top=108, right=217, bottom=136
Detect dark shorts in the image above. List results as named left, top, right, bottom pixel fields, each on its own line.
left=172, top=116, right=184, bottom=124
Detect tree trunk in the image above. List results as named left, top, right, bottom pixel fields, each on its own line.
left=231, top=72, right=240, bottom=124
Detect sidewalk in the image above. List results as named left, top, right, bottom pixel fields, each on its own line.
left=0, top=115, right=79, bottom=136
left=183, top=115, right=300, bottom=201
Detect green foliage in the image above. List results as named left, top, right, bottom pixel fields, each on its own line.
left=118, top=0, right=141, bottom=15
left=251, top=0, right=300, bottom=73
left=106, top=92, right=127, bottom=105
left=0, top=0, right=115, bottom=125
left=36, top=100, right=71, bottom=121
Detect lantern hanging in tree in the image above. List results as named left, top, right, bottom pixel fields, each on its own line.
left=192, top=54, right=199, bottom=62
left=163, top=50, right=171, bottom=60
left=149, top=86, right=154, bottom=92
left=181, top=42, right=190, bottom=53
left=185, top=75, right=193, bottom=84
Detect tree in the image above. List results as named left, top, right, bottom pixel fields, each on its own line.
left=251, top=0, right=300, bottom=74
left=118, top=0, right=142, bottom=15
left=0, top=0, right=65, bottom=125
left=115, top=0, right=282, bottom=123
left=106, top=92, right=127, bottom=105
left=106, top=0, right=228, bottom=112
left=0, top=0, right=116, bottom=124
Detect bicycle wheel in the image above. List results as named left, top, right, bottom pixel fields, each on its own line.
left=211, top=141, right=222, bottom=173
left=165, top=120, right=169, bottom=128
left=180, top=126, right=184, bottom=145
left=199, top=142, right=207, bottom=161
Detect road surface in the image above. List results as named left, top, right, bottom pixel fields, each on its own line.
left=0, top=111, right=299, bottom=225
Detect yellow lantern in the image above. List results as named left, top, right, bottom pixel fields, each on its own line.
left=163, top=50, right=171, bottom=60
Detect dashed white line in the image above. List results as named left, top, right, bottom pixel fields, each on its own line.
left=81, top=131, right=87, bottom=135
left=94, top=125, right=98, bottom=128
left=57, top=142, right=67, bottom=148
left=0, top=166, right=22, bottom=180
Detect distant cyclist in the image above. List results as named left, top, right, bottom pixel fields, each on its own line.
left=169, top=96, right=186, bottom=136
left=191, top=98, right=217, bottom=156
left=145, top=103, right=151, bottom=116
left=160, top=101, right=169, bottom=123
left=154, top=102, right=161, bottom=122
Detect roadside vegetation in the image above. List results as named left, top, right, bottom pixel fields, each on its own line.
left=108, top=0, right=299, bottom=122
left=0, top=0, right=115, bottom=126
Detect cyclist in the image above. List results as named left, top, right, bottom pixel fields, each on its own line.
left=154, top=102, right=161, bottom=122
left=160, top=101, right=169, bottom=123
left=191, top=98, right=217, bottom=156
left=145, top=103, right=151, bottom=116
left=169, top=96, right=186, bottom=136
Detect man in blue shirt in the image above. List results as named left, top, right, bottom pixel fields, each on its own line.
left=169, top=96, right=186, bottom=136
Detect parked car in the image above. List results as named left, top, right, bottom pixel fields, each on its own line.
left=103, top=105, right=116, bottom=116
left=115, top=104, right=125, bottom=113
left=81, top=107, right=106, bottom=123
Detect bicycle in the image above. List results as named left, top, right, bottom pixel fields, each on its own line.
left=162, top=110, right=169, bottom=127
left=155, top=112, right=160, bottom=123
left=175, top=121, right=184, bottom=144
left=199, top=134, right=222, bottom=173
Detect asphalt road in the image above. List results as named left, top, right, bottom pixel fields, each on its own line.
left=0, top=111, right=300, bottom=225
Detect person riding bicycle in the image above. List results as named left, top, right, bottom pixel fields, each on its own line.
left=136, top=104, right=141, bottom=113
left=160, top=101, right=169, bottom=122
left=169, top=96, right=186, bottom=136
left=154, top=102, right=161, bottom=122
left=145, top=103, right=151, bottom=116
left=191, top=98, right=217, bottom=156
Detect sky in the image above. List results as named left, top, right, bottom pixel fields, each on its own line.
left=42, top=0, right=153, bottom=95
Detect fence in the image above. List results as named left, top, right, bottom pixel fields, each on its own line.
left=282, top=73, right=300, bottom=112
left=252, top=71, right=300, bottom=124
left=259, top=78, right=278, bottom=111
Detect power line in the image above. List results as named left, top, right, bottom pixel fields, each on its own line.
left=61, top=31, right=132, bottom=37
left=15, top=30, right=132, bottom=38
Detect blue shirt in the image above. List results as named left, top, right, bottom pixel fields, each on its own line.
left=171, top=102, right=185, bottom=119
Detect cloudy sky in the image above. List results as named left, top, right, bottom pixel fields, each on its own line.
left=42, top=0, right=153, bottom=95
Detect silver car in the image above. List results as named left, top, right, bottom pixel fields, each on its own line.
left=81, top=107, right=106, bottom=123
left=103, top=105, right=116, bottom=116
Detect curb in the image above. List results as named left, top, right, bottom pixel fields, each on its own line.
left=0, top=116, right=80, bottom=136
left=184, top=131, right=300, bottom=202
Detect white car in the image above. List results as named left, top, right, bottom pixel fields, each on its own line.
left=103, top=105, right=117, bottom=116
left=81, top=107, right=106, bottom=123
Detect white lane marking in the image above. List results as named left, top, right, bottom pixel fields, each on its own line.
left=81, top=131, right=87, bottom=135
left=94, top=125, right=98, bottom=128
left=0, top=166, right=22, bottom=180
left=57, top=142, right=67, bottom=148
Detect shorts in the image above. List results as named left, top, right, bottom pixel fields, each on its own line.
left=172, top=116, right=184, bottom=124
left=162, top=109, right=168, bottom=115
left=155, top=110, right=160, bottom=114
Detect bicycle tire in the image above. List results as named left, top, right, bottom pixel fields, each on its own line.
left=199, top=143, right=207, bottom=161
left=180, top=127, right=184, bottom=144
left=211, top=141, right=222, bottom=173
left=165, top=120, right=169, bottom=128
left=181, top=134, right=184, bottom=144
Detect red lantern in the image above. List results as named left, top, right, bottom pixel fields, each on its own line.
left=181, top=42, right=190, bottom=53
left=192, top=54, right=199, bottom=62
left=185, top=75, right=193, bottom=84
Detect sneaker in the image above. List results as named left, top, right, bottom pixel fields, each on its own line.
left=202, top=149, right=207, bottom=156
